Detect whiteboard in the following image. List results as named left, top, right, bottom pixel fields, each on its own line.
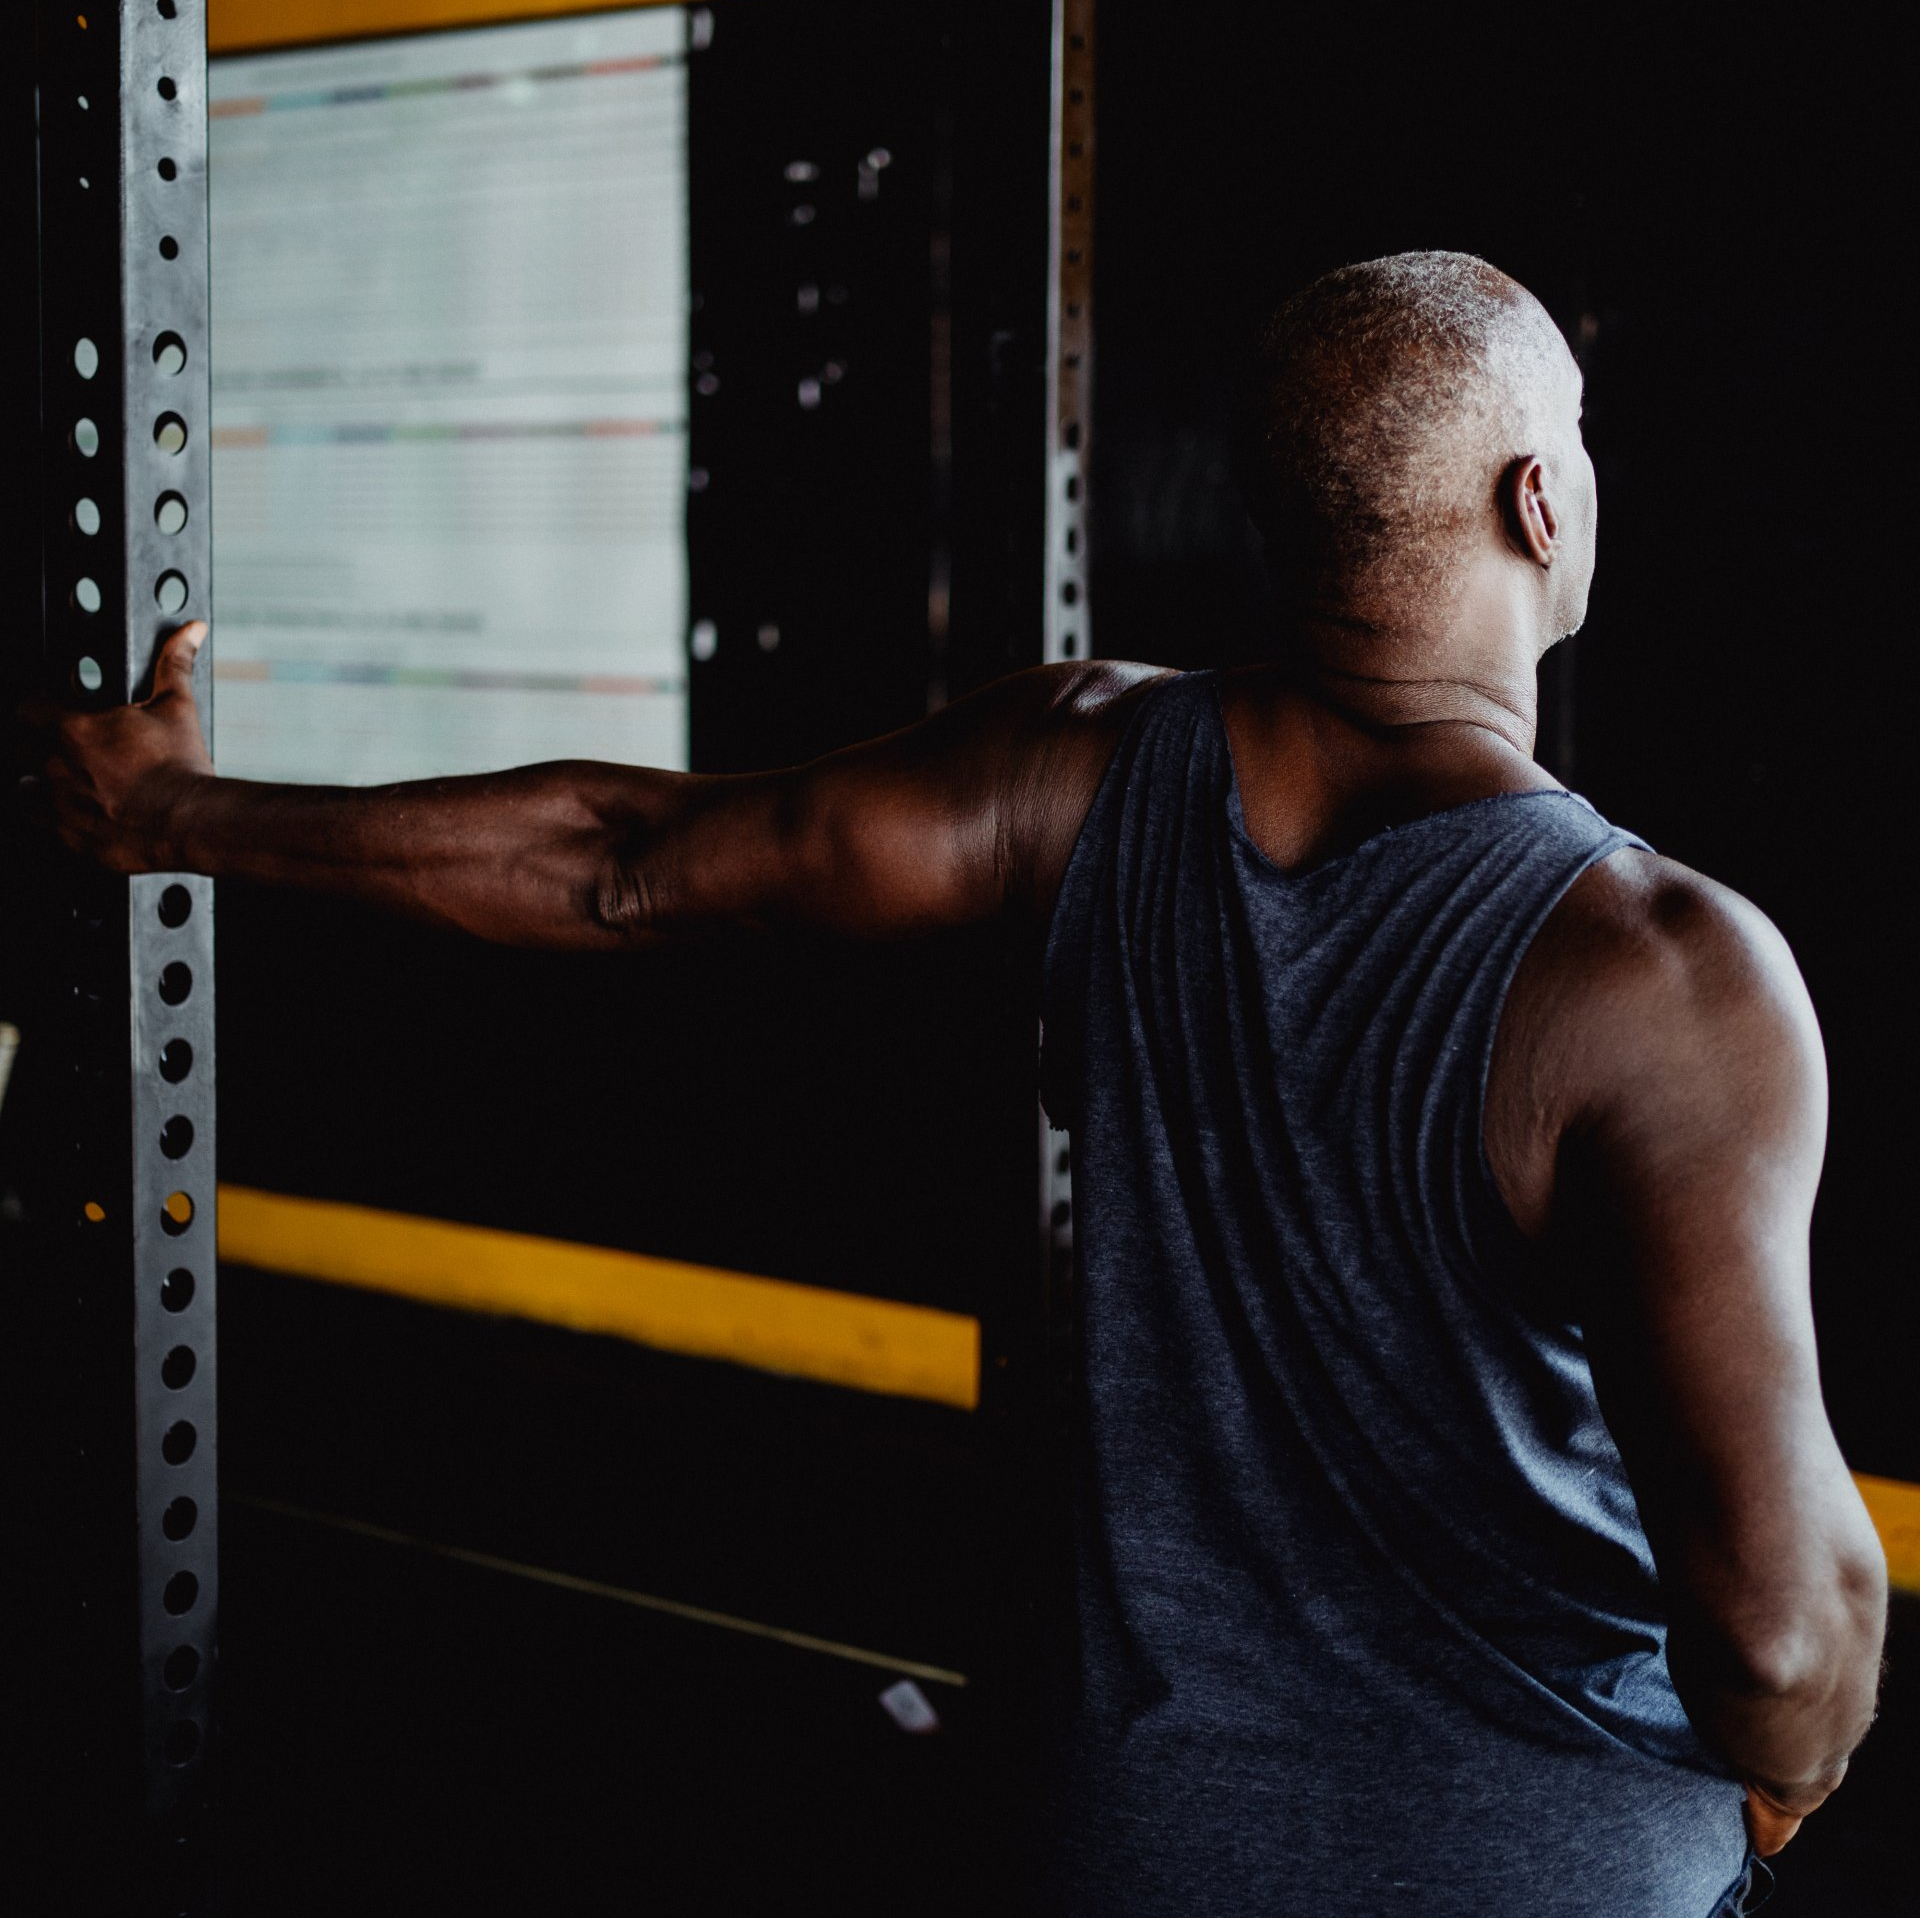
left=207, top=7, right=689, bottom=782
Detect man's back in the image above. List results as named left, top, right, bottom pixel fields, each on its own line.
left=1039, top=671, right=1748, bottom=1916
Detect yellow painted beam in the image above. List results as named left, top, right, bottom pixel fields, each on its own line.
left=1855, top=1473, right=1920, bottom=1597
left=217, top=1183, right=980, bottom=1411
left=210, top=1, right=679, bottom=56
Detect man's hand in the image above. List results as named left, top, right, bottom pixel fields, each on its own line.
left=1743, top=1782, right=1804, bottom=1857
left=31, top=622, right=214, bottom=873
left=1743, top=1755, right=1849, bottom=1857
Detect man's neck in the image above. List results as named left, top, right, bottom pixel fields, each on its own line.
left=1277, top=568, right=1548, bottom=760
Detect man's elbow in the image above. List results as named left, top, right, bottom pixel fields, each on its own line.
left=1715, top=1538, right=1888, bottom=1712
left=589, top=853, right=657, bottom=943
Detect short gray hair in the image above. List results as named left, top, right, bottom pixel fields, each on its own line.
left=1240, top=251, right=1573, bottom=612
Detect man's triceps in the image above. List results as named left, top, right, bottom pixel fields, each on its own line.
left=1561, top=876, right=1885, bottom=1802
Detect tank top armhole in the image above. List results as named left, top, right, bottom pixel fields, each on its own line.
left=1038, top=673, right=1192, bottom=1128
left=1463, top=828, right=1653, bottom=1288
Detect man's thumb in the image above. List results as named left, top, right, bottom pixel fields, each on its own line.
left=151, top=621, right=208, bottom=697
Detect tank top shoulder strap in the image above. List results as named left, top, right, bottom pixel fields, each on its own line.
left=1040, top=670, right=1220, bottom=1129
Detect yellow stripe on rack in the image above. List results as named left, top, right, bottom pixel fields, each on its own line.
left=1855, top=1474, right=1920, bottom=1597
left=217, top=1183, right=981, bottom=1411
left=209, top=1, right=678, bottom=55
left=216, top=1182, right=1920, bottom=1552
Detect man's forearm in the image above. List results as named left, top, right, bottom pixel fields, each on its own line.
left=158, top=761, right=693, bottom=949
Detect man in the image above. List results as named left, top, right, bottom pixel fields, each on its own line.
left=36, top=253, right=1885, bottom=1915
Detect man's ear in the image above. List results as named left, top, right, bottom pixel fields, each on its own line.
left=1501, top=455, right=1559, bottom=567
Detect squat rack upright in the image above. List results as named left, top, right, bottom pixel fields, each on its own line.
left=18, top=3, right=218, bottom=1910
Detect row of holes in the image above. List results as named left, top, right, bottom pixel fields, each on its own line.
left=156, top=885, right=199, bottom=1241
left=150, top=843, right=204, bottom=1766
left=71, top=330, right=192, bottom=682
left=1055, top=18, right=1092, bottom=662
left=69, top=0, right=206, bottom=1781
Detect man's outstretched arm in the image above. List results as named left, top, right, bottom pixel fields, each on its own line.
left=1536, top=854, right=1888, bottom=1853
left=33, top=623, right=1164, bottom=946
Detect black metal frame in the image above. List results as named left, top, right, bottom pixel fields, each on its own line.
left=26, top=2, right=217, bottom=1908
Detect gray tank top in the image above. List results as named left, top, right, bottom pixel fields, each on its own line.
left=1039, top=672, right=1748, bottom=1917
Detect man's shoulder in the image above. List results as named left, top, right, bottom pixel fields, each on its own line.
left=1029, top=658, right=1176, bottom=727
left=1538, top=846, right=1799, bottom=1020
left=1519, top=844, right=1823, bottom=1130
left=1489, top=844, right=1824, bottom=1239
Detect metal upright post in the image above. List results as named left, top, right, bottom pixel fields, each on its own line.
left=1039, top=0, right=1093, bottom=1381
left=27, top=3, right=217, bottom=1908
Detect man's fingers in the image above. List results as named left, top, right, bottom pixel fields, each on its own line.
left=148, top=621, right=208, bottom=702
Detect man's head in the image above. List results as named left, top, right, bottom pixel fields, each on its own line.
left=1240, top=251, right=1592, bottom=655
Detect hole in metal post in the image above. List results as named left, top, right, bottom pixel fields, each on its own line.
left=163, top=1497, right=197, bottom=1541
left=165, top=1721, right=200, bottom=1766
left=158, top=962, right=193, bottom=1005
left=74, top=338, right=98, bottom=379
left=161, top=1191, right=194, bottom=1236
left=161, top=1345, right=196, bottom=1390
left=158, top=235, right=180, bottom=260
left=74, top=577, right=101, bottom=614
left=153, top=332, right=187, bottom=376
left=82, top=1199, right=107, bottom=1224
left=164, top=1645, right=199, bottom=1692
left=154, top=415, right=188, bottom=454
left=74, top=497, right=100, bottom=535
left=158, top=883, right=192, bottom=927
left=162, top=1571, right=198, bottom=1616
left=155, top=572, right=189, bottom=615
left=160, top=1115, right=194, bottom=1159
left=162, top=1268, right=195, bottom=1312
left=157, top=157, right=177, bottom=181
left=74, top=657, right=103, bottom=695
left=155, top=493, right=189, bottom=534
left=158, top=1038, right=193, bottom=1083
left=161, top=1421, right=196, bottom=1464
left=158, top=1, right=180, bottom=18
left=157, top=77, right=177, bottom=101
left=73, top=418, right=99, bottom=457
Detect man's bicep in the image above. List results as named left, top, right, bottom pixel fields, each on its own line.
left=781, top=661, right=1165, bottom=935
left=629, top=662, right=1158, bottom=940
